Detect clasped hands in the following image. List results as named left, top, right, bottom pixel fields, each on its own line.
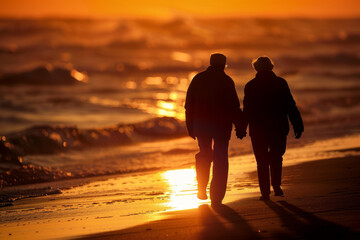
left=235, top=129, right=247, bottom=139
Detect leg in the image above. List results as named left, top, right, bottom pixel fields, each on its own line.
left=251, top=135, right=271, bottom=197
left=210, top=137, right=229, bottom=203
left=196, top=136, right=213, bottom=199
left=269, top=134, right=287, bottom=191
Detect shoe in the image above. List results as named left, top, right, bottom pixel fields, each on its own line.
left=197, top=191, right=208, bottom=200
left=273, top=186, right=284, bottom=196
left=259, top=195, right=270, bottom=201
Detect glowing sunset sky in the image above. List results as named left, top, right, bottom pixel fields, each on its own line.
left=0, top=0, right=359, bottom=18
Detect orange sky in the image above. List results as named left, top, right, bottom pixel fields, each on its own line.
left=0, top=0, right=359, bottom=18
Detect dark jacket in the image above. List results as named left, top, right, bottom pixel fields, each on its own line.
left=185, top=66, right=242, bottom=140
left=243, top=71, right=303, bottom=137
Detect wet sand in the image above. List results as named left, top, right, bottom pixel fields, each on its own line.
left=77, top=155, right=360, bottom=240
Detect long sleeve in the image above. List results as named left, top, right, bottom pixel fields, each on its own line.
left=185, top=77, right=196, bottom=137
left=239, top=84, right=249, bottom=133
left=228, top=81, right=244, bottom=131
left=284, top=82, right=304, bottom=133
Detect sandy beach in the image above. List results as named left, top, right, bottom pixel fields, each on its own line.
left=1, top=134, right=359, bottom=240
left=78, top=153, right=360, bottom=240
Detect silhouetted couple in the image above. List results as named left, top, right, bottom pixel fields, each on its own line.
left=185, top=54, right=303, bottom=204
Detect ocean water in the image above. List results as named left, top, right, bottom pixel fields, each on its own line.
left=0, top=18, right=360, bottom=188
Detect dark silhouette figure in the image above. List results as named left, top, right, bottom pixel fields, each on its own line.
left=239, top=56, right=303, bottom=200
left=185, top=53, right=244, bottom=204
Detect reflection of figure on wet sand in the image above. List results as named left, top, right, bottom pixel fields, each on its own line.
left=264, top=200, right=360, bottom=240
left=240, top=56, right=304, bottom=200
left=185, top=53, right=244, bottom=205
left=198, top=204, right=260, bottom=240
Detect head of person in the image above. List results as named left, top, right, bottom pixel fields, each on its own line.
left=252, top=56, right=274, bottom=72
left=210, top=53, right=226, bottom=70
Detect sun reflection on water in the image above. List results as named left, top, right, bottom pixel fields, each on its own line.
left=162, top=168, right=209, bottom=211
left=157, top=100, right=175, bottom=110
left=70, top=69, right=88, bottom=83
left=155, top=100, right=185, bottom=120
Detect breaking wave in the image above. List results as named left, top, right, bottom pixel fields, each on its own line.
left=0, top=117, right=187, bottom=188
left=1, top=117, right=186, bottom=156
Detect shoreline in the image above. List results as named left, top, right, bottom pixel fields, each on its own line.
left=1, top=121, right=359, bottom=197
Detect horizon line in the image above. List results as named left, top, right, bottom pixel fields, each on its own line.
left=1, top=14, right=360, bottom=21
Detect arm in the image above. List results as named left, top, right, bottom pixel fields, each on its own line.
left=185, top=110, right=195, bottom=139
left=185, top=77, right=196, bottom=139
left=228, top=80, right=246, bottom=139
left=238, top=84, right=249, bottom=137
left=284, top=81, right=304, bottom=138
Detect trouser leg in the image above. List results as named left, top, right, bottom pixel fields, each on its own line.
left=269, top=135, right=287, bottom=187
left=251, top=135, right=270, bottom=196
left=210, top=137, right=229, bottom=202
left=196, top=136, right=213, bottom=193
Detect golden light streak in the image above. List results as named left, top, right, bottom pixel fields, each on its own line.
left=89, top=96, right=121, bottom=107
left=157, top=101, right=175, bottom=110
left=169, top=92, right=178, bottom=100
left=171, top=51, right=191, bottom=62
left=143, top=76, right=163, bottom=86
left=71, top=69, right=88, bottom=83
left=162, top=168, right=207, bottom=210
left=165, top=77, right=179, bottom=85
left=157, top=109, right=175, bottom=117
left=125, top=81, right=137, bottom=89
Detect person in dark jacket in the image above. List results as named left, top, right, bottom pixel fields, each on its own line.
left=238, top=56, right=303, bottom=200
left=185, top=53, right=245, bottom=205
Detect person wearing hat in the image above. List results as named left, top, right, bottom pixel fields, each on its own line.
left=185, top=53, right=245, bottom=205
left=239, top=56, right=304, bottom=200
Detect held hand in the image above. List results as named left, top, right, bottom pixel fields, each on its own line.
left=295, top=131, right=302, bottom=139
left=236, top=130, right=247, bottom=139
